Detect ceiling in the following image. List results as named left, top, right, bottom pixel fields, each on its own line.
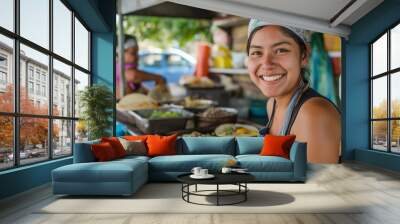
left=119, top=0, right=384, bottom=37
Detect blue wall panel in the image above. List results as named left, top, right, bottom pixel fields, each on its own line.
left=344, top=0, right=400, bottom=171
left=355, top=149, right=400, bottom=172
left=0, top=158, right=72, bottom=199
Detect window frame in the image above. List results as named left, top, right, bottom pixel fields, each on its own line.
left=0, top=0, right=92, bottom=171
left=370, top=20, right=400, bottom=154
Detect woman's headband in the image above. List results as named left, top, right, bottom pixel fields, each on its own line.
left=124, top=36, right=138, bottom=49
left=248, top=19, right=307, bottom=44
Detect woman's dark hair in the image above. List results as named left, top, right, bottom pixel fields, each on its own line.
left=246, top=25, right=309, bottom=82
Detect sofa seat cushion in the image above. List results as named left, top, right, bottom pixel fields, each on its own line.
left=149, top=154, right=235, bottom=172
left=236, top=155, right=293, bottom=172
left=53, top=159, right=147, bottom=183
left=116, top=155, right=150, bottom=163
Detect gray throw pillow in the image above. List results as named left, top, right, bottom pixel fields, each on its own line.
left=118, top=138, right=147, bottom=156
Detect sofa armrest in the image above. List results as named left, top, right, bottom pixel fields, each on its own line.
left=289, top=141, right=307, bottom=181
left=73, top=140, right=100, bottom=163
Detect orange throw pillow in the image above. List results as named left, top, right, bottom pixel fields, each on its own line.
left=260, top=135, right=296, bottom=159
left=91, top=142, right=117, bottom=161
left=146, top=134, right=177, bottom=157
left=101, top=137, right=127, bottom=158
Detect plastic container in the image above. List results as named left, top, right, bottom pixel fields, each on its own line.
left=195, top=107, right=238, bottom=128
left=128, top=107, right=194, bottom=134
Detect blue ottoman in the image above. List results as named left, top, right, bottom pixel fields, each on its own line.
left=52, top=157, right=148, bottom=196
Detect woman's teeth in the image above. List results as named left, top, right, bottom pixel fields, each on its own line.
left=259, top=74, right=284, bottom=81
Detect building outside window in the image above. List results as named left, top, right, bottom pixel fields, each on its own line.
left=0, top=54, right=7, bottom=67
left=42, top=85, right=46, bottom=97
left=0, top=71, right=6, bottom=85
left=41, top=73, right=46, bottom=83
left=0, top=0, right=91, bottom=170
left=371, top=23, right=400, bottom=154
left=28, top=81, right=34, bottom=94
left=35, top=70, right=40, bottom=81
left=0, top=54, right=7, bottom=90
left=28, top=66, right=34, bottom=80
left=35, top=83, right=40, bottom=95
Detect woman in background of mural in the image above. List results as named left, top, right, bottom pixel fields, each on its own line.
left=247, top=19, right=341, bottom=163
left=116, top=35, right=166, bottom=99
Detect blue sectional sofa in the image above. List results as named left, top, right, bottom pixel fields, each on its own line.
left=52, top=137, right=307, bottom=196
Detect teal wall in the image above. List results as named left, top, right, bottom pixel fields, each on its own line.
left=0, top=0, right=116, bottom=200
left=0, top=158, right=72, bottom=199
left=343, top=0, right=400, bottom=171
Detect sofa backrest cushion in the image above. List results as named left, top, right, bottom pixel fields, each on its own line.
left=101, top=137, right=127, bottom=158
left=73, top=139, right=100, bottom=163
left=259, top=134, right=296, bottom=159
left=177, top=137, right=235, bottom=155
left=147, top=134, right=177, bottom=157
left=236, top=137, right=263, bottom=155
left=91, top=142, right=118, bottom=161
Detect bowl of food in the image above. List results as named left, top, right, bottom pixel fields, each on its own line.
left=179, top=97, right=217, bottom=113
left=215, top=123, right=259, bottom=137
left=117, top=93, right=159, bottom=111
left=129, top=107, right=194, bottom=134
left=195, top=107, right=238, bottom=128
left=180, top=76, right=216, bottom=88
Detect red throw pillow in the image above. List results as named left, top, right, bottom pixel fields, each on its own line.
left=146, top=134, right=177, bottom=157
left=101, top=137, right=127, bottom=158
left=123, top=135, right=148, bottom=141
left=91, top=142, right=117, bottom=161
left=260, top=135, right=296, bottom=159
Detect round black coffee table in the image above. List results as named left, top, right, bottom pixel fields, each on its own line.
left=177, top=173, right=255, bottom=206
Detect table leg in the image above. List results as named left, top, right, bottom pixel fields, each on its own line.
left=187, top=184, right=190, bottom=202
left=245, top=183, right=247, bottom=201
left=217, top=184, right=219, bottom=206
left=195, top=184, right=198, bottom=192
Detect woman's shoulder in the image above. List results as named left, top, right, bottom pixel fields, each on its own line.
left=297, top=96, right=340, bottom=124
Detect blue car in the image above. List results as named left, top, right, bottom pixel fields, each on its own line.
left=138, top=49, right=196, bottom=88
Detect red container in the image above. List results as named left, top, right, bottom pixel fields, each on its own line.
left=195, top=43, right=211, bottom=77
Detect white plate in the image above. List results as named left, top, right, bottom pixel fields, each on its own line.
left=190, top=174, right=215, bottom=179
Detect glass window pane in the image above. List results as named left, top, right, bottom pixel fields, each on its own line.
left=53, top=119, right=72, bottom=158
left=74, top=18, right=89, bottom=70
left=372, top=33, right=387, bottom=76
left=391, top=120, right=400, bottom=153
left=372, top=121, right=388, bottom=151
left=391, top=24, right=400, bottom=70
left=20, top=0, right=49, bottom=49
left=20, top=117, right=49, bottom=165
left=0, top=116, right=14, bottom=170
left=372, top=77, right=387, bottom=119
left=20, top=44, right=49, bottom=115
left=391, top=72, right=400, bottom=118
left=53, top=0, right=72, bottom=60
left=0, top=0, right=14, bottom=31
left=74, top=69, right=89, bottom=118
left=75, top=120, right=88, bottom=143
left=0, top=35, right=14, bottom=112
left=53, top=59, right=72, bottom=117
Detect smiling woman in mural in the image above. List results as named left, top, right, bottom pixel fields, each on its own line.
left=247, top=19, right=341, bottom=163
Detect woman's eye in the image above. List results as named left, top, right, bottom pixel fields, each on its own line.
left=276, top=48, right=289, bottom=54
left=250, top=51, right=262, bottom=56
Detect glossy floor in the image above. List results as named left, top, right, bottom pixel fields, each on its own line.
left=0, top=162, right=400, bottom=224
